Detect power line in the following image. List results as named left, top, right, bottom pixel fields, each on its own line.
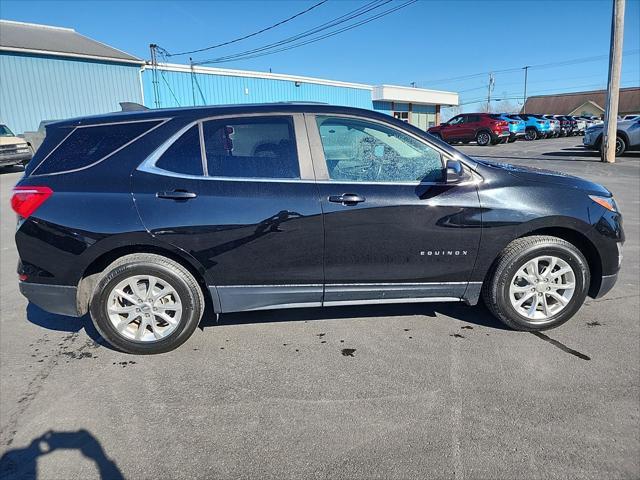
left=193, top=0, right=392, bottom=64
left=458, top=79, right=638, bottom=106
left=192, top=0, right=417, bottom=65
left=417, top=49, right=640, bottom=87
left=195, top=0, right=416, bottom=65
left=168, top=0, right=329, bottom=57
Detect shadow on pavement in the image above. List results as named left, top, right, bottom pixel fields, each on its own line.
left=0, top=429, right=123, bottom=480
left=26, top=298, right=510, bottom=340
left=25, top=303, right=113, bottom=349
left=204, top=301, right=510, bottom=331
left=0, top=165, right=25, bottom=175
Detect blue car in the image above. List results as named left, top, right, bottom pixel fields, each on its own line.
left=508, top=114, right=551, bottom=140
left=495, top=114, right=525, bottom=143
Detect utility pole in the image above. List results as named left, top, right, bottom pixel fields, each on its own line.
left=601, top=0, right=626, bottom=163
left=190, top=57, right=197, bottom=107
left=522, top=66, right=530, bottom=113
left=486, top=73, right=495, bottom=112
left=149, top=44, right=161, bottom=109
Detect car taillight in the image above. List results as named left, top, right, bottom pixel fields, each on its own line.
left=11, top=186, right=53, bottom=218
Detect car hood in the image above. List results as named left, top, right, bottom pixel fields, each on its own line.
left=0, top=136, right=27, bottom=146
left=476, top=159, right=611, bottom=195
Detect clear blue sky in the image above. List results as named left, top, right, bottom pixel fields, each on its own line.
left=2, top=0, right=639, bottom=112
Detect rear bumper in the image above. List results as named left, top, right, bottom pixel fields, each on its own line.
left=19, top=281, right=80, bottom=317
left=593, top=273, right=618, bottom=299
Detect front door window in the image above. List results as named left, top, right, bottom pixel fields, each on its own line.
left=316, top=116, right=445, bottom=183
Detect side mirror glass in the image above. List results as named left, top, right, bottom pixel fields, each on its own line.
left=445, top=159, right=464, bottom=184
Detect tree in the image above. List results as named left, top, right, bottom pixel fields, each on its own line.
left=440, top=105, right=462, bottom=122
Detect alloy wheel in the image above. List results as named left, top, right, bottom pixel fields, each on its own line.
left=477, top=132, right=490, bottom=146
left=106, top=275, right=183, bottom=342
left=509, top=256, right=576, bottom=323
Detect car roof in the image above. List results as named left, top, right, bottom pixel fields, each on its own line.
left=46, top=103, right=395, bottom=128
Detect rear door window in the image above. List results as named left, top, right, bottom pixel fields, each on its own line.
left=33, top=120, right=162, bottom=175
left=202, top=116, right=299, bottom=179
left=156, top=125, right=204, bottom=176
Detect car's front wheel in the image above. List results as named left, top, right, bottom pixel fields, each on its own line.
left=482, top=236, right=590, bottom=331
left=615, top=136, right=626, bottom=156
left=89, top=253, right=204, bottom=354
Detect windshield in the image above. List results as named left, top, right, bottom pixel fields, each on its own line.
left=0, top=125, right=15, bottom=137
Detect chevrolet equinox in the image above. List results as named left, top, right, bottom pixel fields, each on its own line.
left=12, top=104, right=623, bottom=354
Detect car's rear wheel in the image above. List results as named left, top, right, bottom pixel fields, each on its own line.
left=482, top=236, right=590, bottom=331
left=476, top=131, right=491, bottom=146
left=524, top=128, right=538, bottom=141
left=89, top=253, right=204, bottom=354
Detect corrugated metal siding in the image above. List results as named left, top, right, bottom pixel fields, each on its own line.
left=142, top=68, right=372, bottom=110
left=0, top=53, right=142, bottom=133
left=372, top=101, right=393, bottom=115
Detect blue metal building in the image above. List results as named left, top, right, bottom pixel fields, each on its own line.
left=0, top=20, right=458, bottom=135
left=0, top=20, right=144, bottom=134
left=142, top=63, right=458, bottom=130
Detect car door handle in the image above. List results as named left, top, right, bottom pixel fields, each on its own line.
left=328, top=193, right=365, bottom=205
left=156, top=190, right=198, bottom=200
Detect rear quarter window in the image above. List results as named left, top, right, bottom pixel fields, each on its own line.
left=32, top=120, right=162, bottom=175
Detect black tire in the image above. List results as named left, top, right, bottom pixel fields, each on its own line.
left=476, top=130, right=492, bottom=146
left=615, top=136, right=626, bottom=156
left=482, top=235, right=590, bottom=331
left=89, top=253, right=205, bottom=354
left=524, top=128, right=538, bottom=141
left=507, top=137, right=517, bottom=143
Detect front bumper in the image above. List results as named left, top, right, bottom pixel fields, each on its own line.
left=19, top=281, right=80, bottom=317
left=0, top=152, right=31, bottom=166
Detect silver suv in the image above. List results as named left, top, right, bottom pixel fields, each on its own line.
left=583, top=118, right=640, bottom=156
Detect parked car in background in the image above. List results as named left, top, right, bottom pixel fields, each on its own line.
left=428, top=113, right=510, bottom=146
left=571, top=116, right=587, bottom=135
left=497, top=114, right=526, bottom=142
left=12, top=103, right=623, bottom=353
left=509, top=114, right=551, bottom=140
left=0, top=124, right=33, bottom=168
left=542, top=115, right=561, bottom=137
left=577, top=116, right=596, bottom=130
left=623, top=114, right=639, bottom=121
left=553, top=116, right=574, bottom=136
left=583, top=117, right=640, bottom=156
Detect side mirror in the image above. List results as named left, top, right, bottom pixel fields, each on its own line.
left=445, top=159, right=464, bottom=183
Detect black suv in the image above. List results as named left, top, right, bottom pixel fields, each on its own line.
left=13, top=104, right=623, bottom=354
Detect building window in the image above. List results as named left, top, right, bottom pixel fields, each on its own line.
left=393, top=111, right=410, bottom=123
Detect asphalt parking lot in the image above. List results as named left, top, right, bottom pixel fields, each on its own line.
left=1, top=136, right=638, bottom=479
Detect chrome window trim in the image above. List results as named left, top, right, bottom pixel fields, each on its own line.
left=31, top=118, right=171, bottom=177
left=136, top=111, right=481, bottom=187
left=138, top=112, right=314, bottom=182
left=306, top=112, right=455, bottom=184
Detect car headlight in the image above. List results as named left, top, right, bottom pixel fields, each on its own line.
left=589, top=195, right=618, bottom=212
